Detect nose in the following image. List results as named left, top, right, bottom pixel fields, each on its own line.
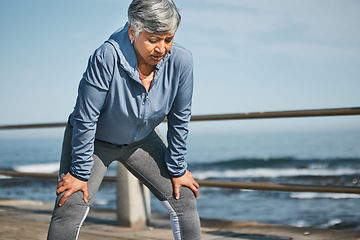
left=155, top=41, right=166, bottom=54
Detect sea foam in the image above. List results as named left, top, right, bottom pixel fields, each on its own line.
left=14, top=162, right=59, bottom=173
left=193, top=167, right=359, bottom=180
left=289, top=192, right=360, bottom=199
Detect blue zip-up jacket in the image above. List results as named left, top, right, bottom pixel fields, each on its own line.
left=68, top=23, right=193, bottom=181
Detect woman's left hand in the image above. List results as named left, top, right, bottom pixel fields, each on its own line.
left=56, top=173, right=89, bottom=206
left=172, top=170, right=199, bottom=200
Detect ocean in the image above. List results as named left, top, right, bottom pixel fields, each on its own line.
left=0, top=129, right=359, bottom=231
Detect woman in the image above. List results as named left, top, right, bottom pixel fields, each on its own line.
left=47, top=0, right=202, bottom=239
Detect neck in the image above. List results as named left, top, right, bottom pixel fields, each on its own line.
left=138, top=64, right=155, bottom=76
left=133, top=47, right=156, bottom=76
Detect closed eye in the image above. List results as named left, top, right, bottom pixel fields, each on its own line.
left=165, top=37, right=173, bottom=44
left=148, top=38, right=158, bottom=44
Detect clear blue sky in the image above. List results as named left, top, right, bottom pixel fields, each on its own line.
left=0, top=0, right=359, bottom=135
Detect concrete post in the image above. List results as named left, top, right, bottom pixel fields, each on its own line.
left=116, top=163, right=151, bottom=228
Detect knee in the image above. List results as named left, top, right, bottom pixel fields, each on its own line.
left=179, top=186, right=198, bottom=208
left=166, top=187, right=198, bottom=214
left=48, top=202, right=90, bottom=240
left=52, top=191, right=89, bottom=219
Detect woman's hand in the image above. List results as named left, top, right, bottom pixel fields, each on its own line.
left=56, top=173, right=89, bottom=206
left=172, top=170, right=199, bottom=200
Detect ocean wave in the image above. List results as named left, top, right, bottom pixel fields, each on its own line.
left=289, top=192, right=360, bottom=199
left=191, top=157, right=360, bottom=170
left=291, top=220, right=308, bottom=228
left=14, top=162, right=59, bottom=173
left=93, top=199, right=109, bottom=206
left=291, top=218, right=352, bottom=230
left=193, top=167, right=359, bottom=180
left=0, top=175, right=11, bottom=180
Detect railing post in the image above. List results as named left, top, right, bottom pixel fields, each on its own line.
left=116, top=163, right=151, bottom=228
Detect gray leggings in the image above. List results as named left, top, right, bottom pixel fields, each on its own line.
left=47, top=125, right=201, bottom=240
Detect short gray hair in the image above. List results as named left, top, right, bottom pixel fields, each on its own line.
left=128, top=0, right=181, bottom=36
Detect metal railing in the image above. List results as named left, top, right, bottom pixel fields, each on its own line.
left=1, top=107, right=360, bottom=129
left=0, top=170, right=359, bottom=195
left=1, top=106, right=360, bottom=194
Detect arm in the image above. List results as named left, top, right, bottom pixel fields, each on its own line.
left=165, top=55, right=199, bottom=199
left=57, top=44, right=116, bottom=206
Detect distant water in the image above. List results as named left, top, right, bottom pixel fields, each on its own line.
left=0, top=129, right=359, bottom=230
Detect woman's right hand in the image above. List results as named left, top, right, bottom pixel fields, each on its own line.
left=56, top=172, right=89, bottom=206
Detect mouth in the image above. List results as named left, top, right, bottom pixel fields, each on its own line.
left=151, top=55, right=164, bottom=61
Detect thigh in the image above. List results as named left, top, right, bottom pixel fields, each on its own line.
left=57, top=124, right=118, bottom=205
left=49, top=128, right=116, bottom=239
left=120, top=130, right=201, bottom=239
left=120, top=129, right=173, bottom=201
left=58, top=124, right=74, bottom=177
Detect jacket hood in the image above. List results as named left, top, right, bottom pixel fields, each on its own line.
left=105, top=22, right=171, bottom=81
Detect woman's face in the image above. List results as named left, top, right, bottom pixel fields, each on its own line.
left=129, top=25, right=174, bottom=71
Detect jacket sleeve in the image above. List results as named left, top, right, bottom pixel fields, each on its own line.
left=69, top=44, right=115, bottom=181
left=165, top=54, right=193, bottom=177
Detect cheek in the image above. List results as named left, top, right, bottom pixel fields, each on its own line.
left=135, top=41, right=150, bottom=53
left=166, top=43, right=174, bottom=52
left=143, top=45, right=156, bottom=56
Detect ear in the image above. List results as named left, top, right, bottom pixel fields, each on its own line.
left=128, top=25, right=135, bottom=42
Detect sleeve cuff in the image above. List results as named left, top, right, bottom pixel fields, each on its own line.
left=69, top=170, right=89, bottom=182
left=169, top=168, right=187, bottom=178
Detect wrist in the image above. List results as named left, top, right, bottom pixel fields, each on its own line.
left=69, top=170, right=89, bottom=182
left=170, top=169, right=187, bottom=178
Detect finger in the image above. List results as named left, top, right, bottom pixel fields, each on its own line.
left=193, top=180, right=200, bottom=188
left=57, top=180, right=63, bottom=189
left=191, top=185, right=199, bottom=198
left=83, top=188, right=89, bottom=204
left=174, top=184, right=180, bottom=200
left=56, top=185, right=67, bottom=196
left=59, top=190, right=73, bottom=207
